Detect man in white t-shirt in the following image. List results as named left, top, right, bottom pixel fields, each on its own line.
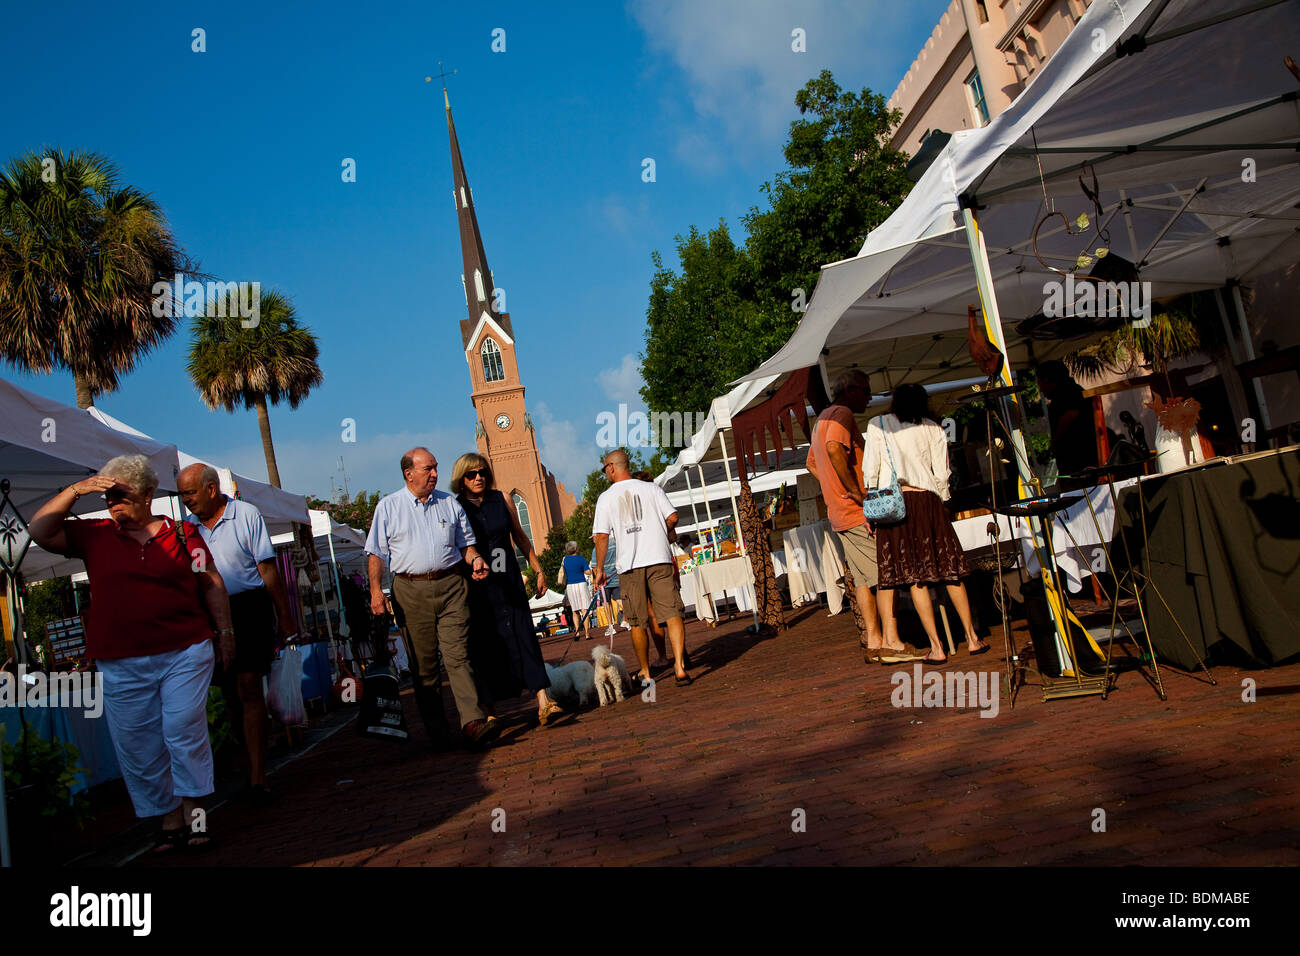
left=592, top=449, right=691, bottom=686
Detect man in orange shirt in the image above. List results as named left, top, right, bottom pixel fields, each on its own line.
left=806, top=370, right=922, bottom=663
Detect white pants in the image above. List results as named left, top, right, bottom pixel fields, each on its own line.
left=98, top=639, right=216, bottom=818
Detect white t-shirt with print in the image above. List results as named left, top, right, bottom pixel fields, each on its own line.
left=592, top=479, right=677, bottom=574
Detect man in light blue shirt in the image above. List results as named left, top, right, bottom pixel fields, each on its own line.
left=178, top=463, right=296, bottom=806
left=366, top=447, right=496, bottom=750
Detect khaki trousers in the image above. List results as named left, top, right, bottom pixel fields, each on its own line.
left=392, top=574, right=489, bottom=727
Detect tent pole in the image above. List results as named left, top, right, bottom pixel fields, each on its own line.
left=1231, top=283, right=1273, bottom=439
left=962, top=206, right=1074, bottom=667
left=718, top=429, right=760, bottom=629
left=681, top=466, right=702, bottom=532
left=696, top=466, right=714, bottom=524
left=325, top=525, right=349, bottom=639
left=1213, top=288, right=1253, bottom=447
left=718, top=430, right=746, bottom=553
left=0, top=577, right=12, bottom=867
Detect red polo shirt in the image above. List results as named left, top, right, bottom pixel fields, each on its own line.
left=64, top=517, right=217, bottom=661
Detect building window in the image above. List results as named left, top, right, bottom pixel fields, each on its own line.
left=974, top=0, right=989, bottom=24
left=460, top=186, right=468, bottom=208
left=513, top=493, right=533, bottom=549
left=966, top=69, right=990, bottom=126
left=481, top=339, right=505, bottom=382
left=474, top=269, right=485, bottom=302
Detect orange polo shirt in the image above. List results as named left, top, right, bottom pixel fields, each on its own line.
left=806, top=405, right=866, bottom=532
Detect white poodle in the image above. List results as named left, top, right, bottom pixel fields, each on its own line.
left=545, top=661, right=595, bottom=710
left=591, top=645, right=632, bottom=706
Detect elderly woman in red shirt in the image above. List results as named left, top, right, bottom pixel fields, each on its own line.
left=30, top=454, right=234, bottom=852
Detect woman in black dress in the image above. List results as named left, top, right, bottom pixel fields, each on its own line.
left=451, top=453, right=562, bottom=726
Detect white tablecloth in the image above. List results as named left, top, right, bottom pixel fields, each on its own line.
left=951, top=479, right=1137, bottom=592
left=680, top=556, right=755, bottom=622
left=782, top=520, right=846, bottom=615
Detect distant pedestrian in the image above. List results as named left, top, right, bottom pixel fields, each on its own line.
left=365, top=447, right=499, bottom=751
left=593, top=450, right=691, bottom=685
left=178, top=463, right=297, bottom=807
left=560, top=541, right=593, bottom=641
left=29, top=455, right=233, bottom=852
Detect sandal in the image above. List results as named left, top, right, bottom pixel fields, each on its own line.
left=919, top=651, right=949, bottom=666
left=968, top=640, right=992, bottom=655
left=151, top=828, right=188, bottom=855
left=879, top=647, right=925, bottom=663
left=184, top=830, right=217, bottom=853
left=538, top=700, right=565, bottom=727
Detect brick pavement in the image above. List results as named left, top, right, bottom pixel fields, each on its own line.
left=136, top=605, right=1300, bottom=866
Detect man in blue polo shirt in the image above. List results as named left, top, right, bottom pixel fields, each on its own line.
left=178, top=463, right=296, bottom=806
left=366, top=447, right=496, bottom=751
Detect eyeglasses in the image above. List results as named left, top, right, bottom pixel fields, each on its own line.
left=463, top=469, right=488, bottom=480
left=103, top=489, right=133, bottom=503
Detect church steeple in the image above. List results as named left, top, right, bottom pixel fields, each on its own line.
left=446, top=91, right=513, bottom=346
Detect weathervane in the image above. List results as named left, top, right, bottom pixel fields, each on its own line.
left=426, top=61, right=457, bottom=105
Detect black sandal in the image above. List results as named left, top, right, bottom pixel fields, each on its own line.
left=184, top=830, right=217, bottom=853
left=151, top=828, right=187, bottom=854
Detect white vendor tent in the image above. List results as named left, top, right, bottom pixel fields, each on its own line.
left=86, top=406, right=309, bottom=534
left=0, top=377, right=181, bottom=523
left=740, top=0, right=1300, bottom=394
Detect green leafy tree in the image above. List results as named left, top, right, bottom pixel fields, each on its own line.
left=0, top=150, right=195, bottom=408
left=188, top=288, right=323, bottom=488
left=641, top=223, right=763, bottom=421
left=640, top=70, right=911, bottom=425
left=745, top=70, right=911, bottom=307
left=306, top=490, right=381, bottom=532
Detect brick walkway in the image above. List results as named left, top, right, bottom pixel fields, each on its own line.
left=137, top=605, right=1300, bottom=867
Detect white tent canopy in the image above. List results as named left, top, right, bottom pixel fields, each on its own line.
left=0, top=377, right=181, bottom=525
left=741, top=0, right=1300, bottom=389
left=273, top=509, right=368, bottom=573
left=86, top=406, right=309, bottom=535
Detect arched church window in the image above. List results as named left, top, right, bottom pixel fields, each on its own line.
left=513, top=493, right=533, bottom=549
left=481, top=339, right=505, bottom=382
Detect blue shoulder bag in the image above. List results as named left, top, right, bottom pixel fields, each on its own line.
left=861, top=418, right=907, bottom=526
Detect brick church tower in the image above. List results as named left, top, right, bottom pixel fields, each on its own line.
left=443, top=89, right=576, bottom=549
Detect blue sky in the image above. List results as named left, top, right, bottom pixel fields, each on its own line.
left=3, top=0, right=949, bottom=500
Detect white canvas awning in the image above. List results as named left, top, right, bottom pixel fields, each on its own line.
left=86, top=406, right=309, bottom=534
left=739, top=0, right=1300, bottom=389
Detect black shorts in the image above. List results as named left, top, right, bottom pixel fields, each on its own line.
left=226, top=587, right=278, bottom=676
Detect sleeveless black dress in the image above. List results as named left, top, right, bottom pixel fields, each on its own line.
left=458, top=490, right=550, bottom=698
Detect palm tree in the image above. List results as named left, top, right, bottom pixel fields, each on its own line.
left=188, top=288, right=322, bottom=488
left=0, top=150, right=194, bottom=408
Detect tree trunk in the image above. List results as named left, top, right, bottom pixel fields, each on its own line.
left=74, top=375, right=94, bottom=410
left=254, top=395, right=282, bottom=488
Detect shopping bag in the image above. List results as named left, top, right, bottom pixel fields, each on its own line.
left=267, top=645, right=307, bottom=727
left=357, top=610, right=409, bottom=741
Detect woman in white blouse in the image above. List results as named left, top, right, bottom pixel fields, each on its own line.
left=863, top=384, right=990, bottom=663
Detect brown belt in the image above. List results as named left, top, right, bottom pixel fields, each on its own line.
left=394, top=567, right=458, bottom=581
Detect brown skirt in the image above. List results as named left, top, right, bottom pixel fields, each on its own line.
left=877, top=489, right=971, bottom=588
